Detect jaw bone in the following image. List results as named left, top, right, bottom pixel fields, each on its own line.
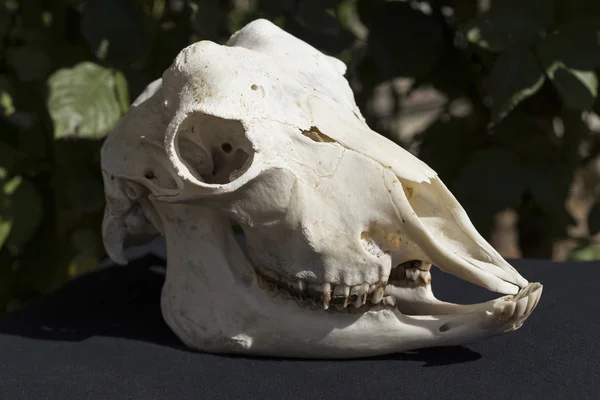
left=99, top=18, right=543, bottom=358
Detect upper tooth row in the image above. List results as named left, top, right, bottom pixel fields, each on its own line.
left=255, top=270, right=395, bottom=311
left=390, top=261, right=432, bottom=284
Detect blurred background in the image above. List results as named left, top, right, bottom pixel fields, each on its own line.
left=0, top=0, right=599, bottom=312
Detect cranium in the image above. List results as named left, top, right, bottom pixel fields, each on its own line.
left=101, top=19, right=542, bottom=358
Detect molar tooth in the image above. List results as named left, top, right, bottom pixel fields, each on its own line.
left=418, top=271, right=432, bottom=284
left=350, top=283, right=369, bottom=308
left=331, top=285, right=350, bottom=308
left=382, top=296, right=396, bottom=307
left=420, top=262, right=432, bottom=272
left=406, top=268, right=419, bottom=281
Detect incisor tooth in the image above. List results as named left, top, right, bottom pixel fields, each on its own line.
left=322, top=283, right=332, bottom=310
left=382, top=296, right=396, bottom=307
left=332, top=285, right=350, bottom=309
left=371, top=286, right=384, bottom=304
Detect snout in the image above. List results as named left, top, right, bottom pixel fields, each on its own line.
left=101, top=180, right=162, bottom=265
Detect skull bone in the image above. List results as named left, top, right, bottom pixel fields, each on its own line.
left=100, top=19, right=542, bottom=358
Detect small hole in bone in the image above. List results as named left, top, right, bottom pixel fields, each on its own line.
left=301, top=126, right=336, bottom=143
left=250, top=84, right=258, bottom=91
left=144, top=170, right=155, bottom=180
left=439, top=324, right=450, bottom=332
left=221, top=142, right=233, bottom=153
left=110, top=175, right=115, bottom=181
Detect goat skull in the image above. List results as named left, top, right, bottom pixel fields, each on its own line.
left=101, top=19, right=542, bottom=358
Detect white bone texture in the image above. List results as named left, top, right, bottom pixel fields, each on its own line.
left=100, top=19, right=543, bottom=358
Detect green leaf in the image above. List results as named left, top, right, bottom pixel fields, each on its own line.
left=452, top=147, right=526, bottom=217
left=114, top=70, right=130, bottom=114
left=0, top=3, right=10, bottom=38
left=6, top=46, right=52, bottom=82
left=81, top=0, right=147, bottom=64
left=0, top=218, right=10, bottom=249
left=488, top=48, right=545, bottom=123
left=418, top=116, right=477, bottom=182
left=0, top=143, right=18, bottom=172
left=460, top=0, right=552, bottom=51
left=56, top=172, right=105, bottom=215
left=363, top=1, right=443, bottom=78
left=552, top=69, right=598, bottom=109
left=296, top=0, right=343, bottom=35
left=48, top=62, right=128, bottom=139
left=568, top=243, right=600, bottom=261
left=588, top=203, right=600, bottom=236
left=536, top=18, right=600, bottom=109
left=525, top=162, right=573, bottom=217
left=0, top=175, right=43, bottom=251
left=462, top=13, right=541, bottom=52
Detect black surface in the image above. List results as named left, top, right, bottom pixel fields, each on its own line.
left=0, top=257, right=598, bottom=400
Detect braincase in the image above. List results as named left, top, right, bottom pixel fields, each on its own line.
left=225, top=19, right=357, bottom=112
left=160, top=18, right=435, bottom=189
left=161, top=19, right=361, bottom=132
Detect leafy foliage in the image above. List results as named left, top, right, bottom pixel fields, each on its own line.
left=48, top=62, right=128, bottom=139
left=1, top=0, right=600, bottom=311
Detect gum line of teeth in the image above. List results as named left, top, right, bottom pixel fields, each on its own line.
left=255, top=270, right=396, bottom=312
left=389, top=261, right=432, bottom=285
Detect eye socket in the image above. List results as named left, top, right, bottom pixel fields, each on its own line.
left=173, top=114, right=254, bottom=185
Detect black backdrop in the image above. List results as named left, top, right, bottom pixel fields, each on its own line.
left=0, top=256, right=598, bottom=400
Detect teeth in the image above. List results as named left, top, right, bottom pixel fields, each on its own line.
left=420, top=262, right=432, bottom=272
left=382, top=295, right=396, bottom=307
left=406, top=269, right=419, bottom=281
left=296, top=280, right=307, bottom=293
left=257, top=269, right=397, bottom=312
left=349, top=283, right=369, bottom=308
left=418, top=270, right=431, bottom=284
left=332, top=285, right=350, bottom=309
left=371, top=284, right=385, bottom=304
left=322, top=283, right=332, bottom=310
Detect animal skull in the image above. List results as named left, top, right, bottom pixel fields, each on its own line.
left=101, top=19, right=542, bottom=358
